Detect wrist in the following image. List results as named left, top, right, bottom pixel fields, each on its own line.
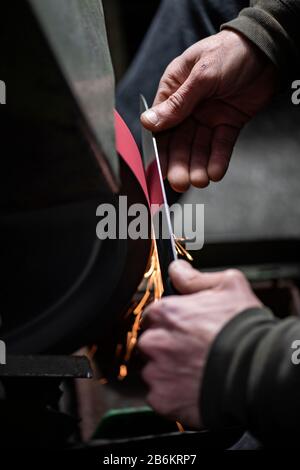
left=200, top=307, right=275, bottom=430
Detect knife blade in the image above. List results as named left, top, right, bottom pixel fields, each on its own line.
left=140, top=95, right=178, bottom=295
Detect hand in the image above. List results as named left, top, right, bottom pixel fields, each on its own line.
left=141, top=30, right=278, bottom=192
left=138, top=260, right=262, bottom=428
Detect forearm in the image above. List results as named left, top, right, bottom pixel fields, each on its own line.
left=221, top=0, right=300, bottom=81
left=201, top=308, right=300, bottom=446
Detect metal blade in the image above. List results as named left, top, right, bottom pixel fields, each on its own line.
left=140, top=95, right=177, bottom=288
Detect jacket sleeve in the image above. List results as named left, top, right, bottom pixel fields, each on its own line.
left=221, top=0, right=300, bottom=81
left=200, top=307, right=300, bottom=447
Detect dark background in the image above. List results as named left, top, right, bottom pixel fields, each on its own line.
left=103, top=0, right=160, bottom=82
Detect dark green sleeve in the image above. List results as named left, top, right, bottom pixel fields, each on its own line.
left=201, top=308, right=300, bottom=447
left=221, top=0, right=300, bottom=81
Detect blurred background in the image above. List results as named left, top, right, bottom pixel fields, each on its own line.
left=103, top=0, right=160, bottom=82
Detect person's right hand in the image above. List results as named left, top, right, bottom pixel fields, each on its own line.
left=141, top=29, right=278, bottom=192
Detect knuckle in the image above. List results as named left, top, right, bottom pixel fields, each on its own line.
left=156, top=82, right=170, bottom=100
left=167, top=91, right=185, bottom=112
left=152, top=299, right=174, bottom=321
left=166, top=57, right=186, bottom=80
left=192, top=58, right=220, bottom=91
left=168, top=56, right=181, bottom=71
left=159, top=59, right=182, bottom=89
left=196, top=61, right=210, bottom=74
left=193, top=60, right=211, bottom=79
left=214, top=136, right=233, bottom=149
left=160, top=299, right=178, bottom=316
left=181, top=47, right=196, bottom=65
left=155, top=298, right=169, bottom=313
left=157, top=299, right=167, bottom=311
left=155, top=330, right=173, bottom=347
left=138, top=331, right=154, bottom=351
left=145, top=302, right=163, bottom=320
left=139, top=328, right=169, bottom=351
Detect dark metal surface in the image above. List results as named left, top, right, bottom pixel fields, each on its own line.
left=0, top=2, right=151, bottom=355
left=29, top=0, right=119, bottom=191
left=0, top=199, right=127, bottom=354
left=0, top=355, right=93, bottom=378
left=0, top=1, right=118, bottom=213
left=71, top=429, right=244, bottom=453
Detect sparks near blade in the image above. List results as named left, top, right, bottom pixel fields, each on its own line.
left=110, top=108, right=192, bottom=382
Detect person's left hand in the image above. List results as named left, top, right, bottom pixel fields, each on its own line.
left=138, top=260, right=262, bottom=428
left=140, top=31, right=278, bottom=192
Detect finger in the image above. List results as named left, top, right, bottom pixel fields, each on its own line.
left=152, top=56, right=191, bottom=107
left=208, top=125, right=240, bottom=181
left=140, top=300, right=164, bottom=330
left=141, top=65, right=212, bottom=132
left=169, top=260, right=225, bottom=293
left=138, top=328, right=169, bottom=359
left=141, top=362, right=157, bottom=387
left=167, top=119, right=195, bottom=192
left=138, top=331, right=157, bottom=359
left=189, top=124, right=212, bottom=188
left=156, top=131, right=170, bottom=179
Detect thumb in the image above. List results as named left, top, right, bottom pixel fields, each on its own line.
left=169, top=260, right=224, bottom=294
left=141, top=71, right=209, bottom=132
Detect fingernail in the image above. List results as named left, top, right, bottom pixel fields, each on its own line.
left=142, top=109, right=159, bottom=126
